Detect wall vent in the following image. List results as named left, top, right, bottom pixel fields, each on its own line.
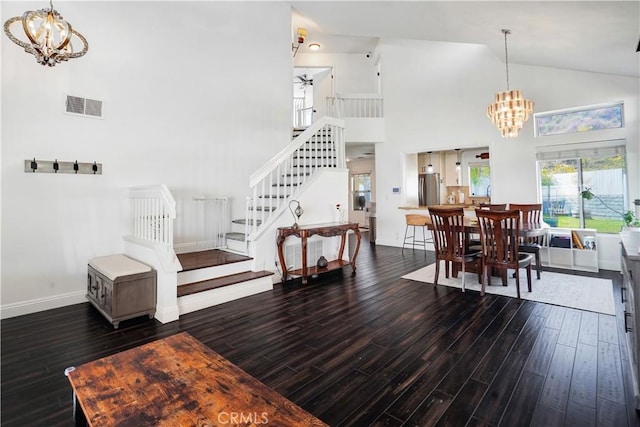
left=65, top=95, right=103, bottom=118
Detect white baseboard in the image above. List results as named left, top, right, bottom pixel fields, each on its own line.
left=0, top=291, right=87, bottom=319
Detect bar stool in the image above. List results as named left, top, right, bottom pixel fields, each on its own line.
left=402, top=214, right=432, bottom=254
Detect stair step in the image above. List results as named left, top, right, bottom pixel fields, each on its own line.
left=232, top=219, right=261, bottom=226
left=293, top=155, right=337, bottom=160
left=226, top=232, right=245, bottom=242
left=271, top=183, right=300, bottom=187
left=283, top=172, right=311, bottom=177
left=177, top=271, right=274, bottom=297
left=249, top=206, right=277, bottom=212
left=177, top=249, right=251, bottom=272
left=291, top=164, right=338, bottom=169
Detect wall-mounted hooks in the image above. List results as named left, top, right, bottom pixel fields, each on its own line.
left=24, top=159, right=102, bottom=175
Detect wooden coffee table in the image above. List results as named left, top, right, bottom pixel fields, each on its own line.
left=66, top=332, right=327, bottom=426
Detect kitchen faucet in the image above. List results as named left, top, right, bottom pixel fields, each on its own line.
left=486, top=185, right=491, bottom=197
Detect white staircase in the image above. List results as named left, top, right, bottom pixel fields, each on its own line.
left=227, top=116, right=346, bottom=253
left=125, top=117, right=345, bottom=322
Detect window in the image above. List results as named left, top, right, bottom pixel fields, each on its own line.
left=351, top=173, right=372, bottom=211
left=537, top=141, right=627, bottom=233
left=469, top=163, right=491, bottom=197
left=534, top=102, right=624, bottom=137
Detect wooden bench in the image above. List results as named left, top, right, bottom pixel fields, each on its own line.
left=87, top=254, right=156, bottom=328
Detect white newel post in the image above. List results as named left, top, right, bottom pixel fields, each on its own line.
left=125, top=185, right=181, bottom=323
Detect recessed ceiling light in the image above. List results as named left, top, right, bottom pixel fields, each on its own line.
left=308, top=43, right=320, bottom=51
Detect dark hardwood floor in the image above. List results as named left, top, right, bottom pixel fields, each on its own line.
left=2, top=232, right=639, bottom=426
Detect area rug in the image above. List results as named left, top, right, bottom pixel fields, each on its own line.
left=402, top=262, right=615, bottom=315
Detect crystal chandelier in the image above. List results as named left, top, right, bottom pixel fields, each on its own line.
left=487, top=29, right=533, bottom=138
left=3, top=0, right=88, bottom=67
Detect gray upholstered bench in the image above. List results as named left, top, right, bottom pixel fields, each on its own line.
left=87, top=255, right=157, bottom=328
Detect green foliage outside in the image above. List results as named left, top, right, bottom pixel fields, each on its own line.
left=545, top=215, right=624, bottom=233
left=540, top=155, right=630, bottom=234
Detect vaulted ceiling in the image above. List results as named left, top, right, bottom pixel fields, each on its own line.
left=292, top=1, right=639, bottom=78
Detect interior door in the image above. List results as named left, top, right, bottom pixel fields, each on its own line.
left=312, top=67, right=333, bottom=119
left=293, top=67, right=333, bottom=126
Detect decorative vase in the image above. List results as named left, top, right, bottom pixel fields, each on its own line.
left=317, top=256, right=328, bottom=268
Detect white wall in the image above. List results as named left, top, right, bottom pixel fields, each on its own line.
left=1, top=2, right=293, bottom=314
left=251, top=169, right=350, bottom=276
left=373, top=38, right=639, bottom=273
left=295, top=53, right=377, bottom=95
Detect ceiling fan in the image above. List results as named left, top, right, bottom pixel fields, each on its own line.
left=294, top=74, right=313, bottom=88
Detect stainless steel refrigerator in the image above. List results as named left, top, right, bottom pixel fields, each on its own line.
left=418, top=173, right=440, bottom=206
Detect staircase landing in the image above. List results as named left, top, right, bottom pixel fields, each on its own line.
left=177, top=249, right=251, bottom=271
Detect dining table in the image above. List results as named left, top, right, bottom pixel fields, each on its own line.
left=426, top=215, right=550, bottom=284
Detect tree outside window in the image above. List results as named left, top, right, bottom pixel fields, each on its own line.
left=538, top=155, right=627, bottom=233
left=469, top=165, right=491, bottom=197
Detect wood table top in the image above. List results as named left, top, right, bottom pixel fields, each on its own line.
left=67, top=332, right=327, bottom=426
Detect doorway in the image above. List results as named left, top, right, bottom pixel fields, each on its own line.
left=293, top=66, right=333, bottom=128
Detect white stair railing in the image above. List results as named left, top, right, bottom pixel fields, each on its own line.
left=247, top=116, right=345, bottom=240
left=129, top=184, right=176, bottom=262
left=327, top=93, right=384, bottom=118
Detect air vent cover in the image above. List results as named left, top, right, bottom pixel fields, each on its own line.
left=65, top=95, right=103, bottom=118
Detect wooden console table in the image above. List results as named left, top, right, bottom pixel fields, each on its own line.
left=66, top=332, right=327, bottom=426
left=277, top=222, right=362, bottom=284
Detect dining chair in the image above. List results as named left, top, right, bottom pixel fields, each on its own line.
left=478, top=203, right=507, bottom=211
left=469, top=203, right=508, bottom=248
left=508, top=203, right=543, bottom=279
left=428, top=206, right=482, bottom=292
left=476, top=209, right=533, bottom=299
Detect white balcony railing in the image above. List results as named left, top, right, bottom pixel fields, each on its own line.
left=327, top=93, right=384, bottom=119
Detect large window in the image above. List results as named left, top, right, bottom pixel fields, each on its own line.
left=534, top=102, right=624, bottom=137
left=469, top=163, right=491, bottom=197
left=351, top=173, right=372, bottom=211
left=537, top=142, right=627, bottom=233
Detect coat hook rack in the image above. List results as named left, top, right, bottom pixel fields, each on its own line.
left=24, top=159, right=102, bottom=175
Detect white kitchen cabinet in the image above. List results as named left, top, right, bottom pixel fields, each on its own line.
left=444, top=152, right=460, bottom=186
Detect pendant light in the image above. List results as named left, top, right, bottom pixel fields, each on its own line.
left=3, top=0, right=88, bottom=67
left=426, top=151, right=434, bottom=174
left=487, top=29, right=534, bottom=138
